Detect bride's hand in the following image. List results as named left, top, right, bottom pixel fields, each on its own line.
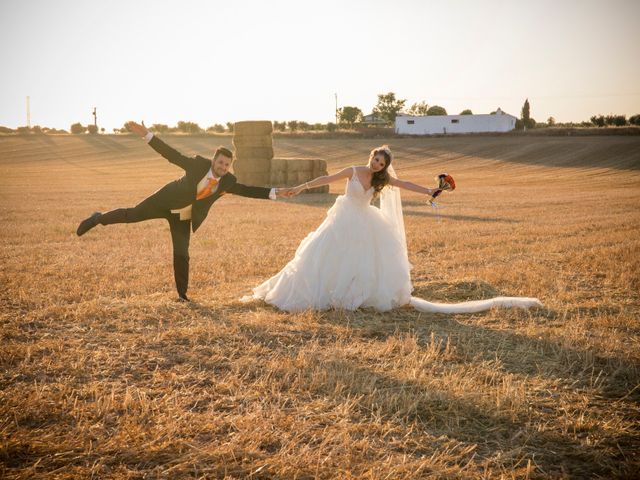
left=292, top=185, right=306, bottom=196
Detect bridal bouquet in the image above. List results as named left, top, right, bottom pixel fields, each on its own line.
left=428, top=173, right=456, bottom=205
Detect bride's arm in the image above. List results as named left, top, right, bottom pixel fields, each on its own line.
left=388, top=176, right=437, bottom=195
left=291, top=167, right=353, bottom=194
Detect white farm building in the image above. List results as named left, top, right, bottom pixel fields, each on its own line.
left=395, top=108, right=517, bottom=135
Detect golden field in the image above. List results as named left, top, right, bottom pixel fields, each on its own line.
left=1, top=133, right=639, bottom=479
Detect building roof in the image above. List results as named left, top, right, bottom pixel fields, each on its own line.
left=396, top=109, right=517, bottom=120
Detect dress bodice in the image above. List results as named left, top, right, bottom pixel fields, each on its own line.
left=345, top=167, right=374, bottom=206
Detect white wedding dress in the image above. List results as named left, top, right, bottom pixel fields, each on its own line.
left=243, top=167, right=542, bottom=313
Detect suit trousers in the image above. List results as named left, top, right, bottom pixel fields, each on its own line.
left=99, top=188, right=192, bottom=298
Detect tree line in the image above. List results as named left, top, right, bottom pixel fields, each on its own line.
left=1, top=91, right=639, bottom=135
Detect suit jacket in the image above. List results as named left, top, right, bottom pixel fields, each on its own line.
left=148, top=135, right=271, bottom=232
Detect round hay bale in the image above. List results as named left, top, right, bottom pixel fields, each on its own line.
left=234, top=145, right=274, bottom=161
left=234, top=121, right=273, bottom=136
left=232, top=134, right=273, bottom=148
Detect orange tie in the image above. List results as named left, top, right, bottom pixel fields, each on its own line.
left=196, top=177, right=219, bottom=200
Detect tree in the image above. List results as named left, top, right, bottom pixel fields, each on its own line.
left=87, top=124, right=98, bottom=134
left=629, top=114, right=640, bottom=126
left=338, top=106, right=363, bottom=126
left=150, top=124, right=169, bottom=134
left=590, top=115, right=605, bottom=127
left=176, top=121, right=202, bottom=134
left=373, top=92, right=406, bottom=123
left=426, top=105, right=447, bottom=116
left=226, top=122, right=234, bottom=133
left=70, top=122, right=86, bottom=134
left=100, top=127, right=105, bottom=134
left=326, top=122, right=336, bottom=132
left=460, top=109, right=473, bottom=115
left=273, top=121, right=286, bottom=132
left=287, top=120, right=299, bottom=132
left=407, top=101, right=429, bottom=116
left=612, top=115, right=627, bottom=126
left=547, top=116, right=555, bottom=126
left=521, top=98, right=535, bottom=129
left=206, top=124, right=225, bottom=133
left=119, top=122, right=135, bottom=134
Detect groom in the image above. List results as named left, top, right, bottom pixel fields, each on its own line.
left=77, top=121, right=290, bottom=302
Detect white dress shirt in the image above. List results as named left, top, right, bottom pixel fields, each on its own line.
left=144, top=132, right=276, bottom=220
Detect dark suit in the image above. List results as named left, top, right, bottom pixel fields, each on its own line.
left=99, top=135, right=271, bottom=298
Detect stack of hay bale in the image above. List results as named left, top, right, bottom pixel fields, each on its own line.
left=270, top=158, right=329, bottom=194
left=232, top=121, right=274, bottom=186
left=232, top=121, right=329, bottom=193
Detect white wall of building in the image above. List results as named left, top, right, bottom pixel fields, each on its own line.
left=395, top=111, right=517, bottom=135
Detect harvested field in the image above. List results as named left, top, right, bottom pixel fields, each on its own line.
left=1, top=133, right=639, bottom=478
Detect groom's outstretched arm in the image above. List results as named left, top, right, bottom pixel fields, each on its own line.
left=227, top=182, right=273, bottom=199
left=126, top=121, right=193, bottom=171
left=227, top=180, right=294, bottom=199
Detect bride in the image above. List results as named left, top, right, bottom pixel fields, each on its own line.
left=242, top=145, right=542, bottom=313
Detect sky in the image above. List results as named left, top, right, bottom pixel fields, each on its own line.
left=1, top=0, right=639, bottom=131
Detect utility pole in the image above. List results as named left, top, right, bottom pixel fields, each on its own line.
left=335, top=93, right=338, bottom=125
left=92, top=107, right=97, bottom=129
left=26, top=96, right=31, bottom=128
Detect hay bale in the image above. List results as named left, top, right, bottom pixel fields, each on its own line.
left=312, top=159, right=328, bottom=176
left=292, top=170, right=314, bottom=184
left=269, top=171, right=287, bottom=186
left=234, top=145, right=274, bottom=161
left=270, top=158, right=290, bottom=175
left=235, top=171, right=271, bottom=187
left=232, top=134, right=273, bottom=148
left=234, top=121, right=273, bottom=136
left=267, top=157, right=330, bottom=194
left=307, top=185, right=330, bottom=194
left=233, top=159, right=271, bottom=175
left=286, top=159, right=315, bottom=173
left=235, top=157, right=272, bottom=169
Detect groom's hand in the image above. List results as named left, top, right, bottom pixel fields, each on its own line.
left=276, top=188, right=293, bottom=198
left=125, top=121, right=149, bottom=137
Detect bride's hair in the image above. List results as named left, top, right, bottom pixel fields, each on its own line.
left=369, top=145, right=392, bottom=197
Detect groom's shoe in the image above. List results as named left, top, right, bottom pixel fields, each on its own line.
left=177, top=293, right=191, bottom=303
left=76, top=212, right=102, bottom=236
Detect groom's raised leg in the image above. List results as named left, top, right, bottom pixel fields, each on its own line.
left=79, top=187, right=171, bottom=236
left=168, top=215, right=191, bottom=301
left=100, top=190, right=168, bottom=225
left=98, top=208, right=128, bottom=225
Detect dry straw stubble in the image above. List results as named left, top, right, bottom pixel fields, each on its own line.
left=1, top=133, right=639, bottom=478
